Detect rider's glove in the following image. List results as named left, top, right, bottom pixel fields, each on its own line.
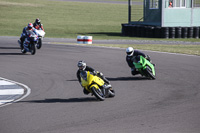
left=145, top=55, right=150, bottom=61
left=93, top=71, right=97, bottom=75
left=145, top=55, right=153, bottom=64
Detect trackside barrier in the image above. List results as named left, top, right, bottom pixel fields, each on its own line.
left=121, top=24, right=200, bottom=39
left=77, top=35, right=92, bottom=44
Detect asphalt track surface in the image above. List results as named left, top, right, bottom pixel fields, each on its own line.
left=0, top=36, right=200, bottom=133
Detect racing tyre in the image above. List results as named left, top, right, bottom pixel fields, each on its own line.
left=91, top=87, right=105, bottom=101
left=145, top=66, right=156, bottom=80
left=37, top=38, right=42, bottom=49
left=108, top=88, right=115, bottom=98
left=30, top=44, right=36, bottom=55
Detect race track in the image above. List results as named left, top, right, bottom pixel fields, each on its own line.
left=0, top=37, right=200, bottom=133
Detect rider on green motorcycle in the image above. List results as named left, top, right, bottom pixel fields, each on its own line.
left=126, top=47, right=151, bottom=76
left=76, top=61, right=110, bottom=95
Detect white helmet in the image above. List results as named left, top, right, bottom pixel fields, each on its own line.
left=126, top=47, right=134, bottom=56
left=77, top=60, right=86, bottom=70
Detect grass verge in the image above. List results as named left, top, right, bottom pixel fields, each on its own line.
left=0, top=0, right=200, bottom=55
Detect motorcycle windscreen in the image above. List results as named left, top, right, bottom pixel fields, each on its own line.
left=80, top=71, right=87, bottom=80
left=36, top=30, right=45, bottom=37
left=133, top=56, right=143, bottom=69
left=80, top=71, right=94, bottom=88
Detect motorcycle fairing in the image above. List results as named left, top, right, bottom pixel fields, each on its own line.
left=133, top=56, right=155, bottom=75
left=80, top=71, right=104, bottom=92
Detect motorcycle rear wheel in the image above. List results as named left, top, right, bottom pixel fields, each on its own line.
left=37, top=38, right=42, bottom=49
left=91, top=87, right=105, bottom=101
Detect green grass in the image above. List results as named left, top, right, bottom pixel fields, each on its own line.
left=93, top=44, right=200, bottom=56
left=0, top=0, right=200, bottom=55
left=0, top=0, right=128, bottom=39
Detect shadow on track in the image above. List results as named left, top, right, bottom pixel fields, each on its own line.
left=107, top=76, right=150, bottom=81
left=66, top=79, right=78, bottom=81
left=0, top=46, right=19, bottom=49
left=0, top=46, right=23, bottom=55
left=0, top=53, right=23, bottom=55
left=20, top=97, right=98, bottom=103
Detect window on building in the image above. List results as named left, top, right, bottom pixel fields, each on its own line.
left=193, top=0, right=200, bottom=7
left=150, top=0, right=159, bottom=9
left=173, top=0, right=186, bottom=7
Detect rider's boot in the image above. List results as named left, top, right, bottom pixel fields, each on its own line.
left=18, top=37, right=25, bottom=49
left=18, top=40, right=21, bottom=45
left=83, top=88, right=90, bottom=95
left=131, top=69, right=140, bottom=76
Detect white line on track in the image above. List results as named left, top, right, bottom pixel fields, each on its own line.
left=0, top=80, right=15, bottom=85
left=0, top=100, right=15, bottom=104
left=0, top=89, right=24, bottom=95
left=0, top=77, right=31, bottom=107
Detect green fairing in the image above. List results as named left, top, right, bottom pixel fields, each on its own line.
left=133, top=56, right=155, bottom=76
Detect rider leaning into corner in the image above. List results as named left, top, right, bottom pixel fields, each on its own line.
left=76, top=61, right=110, bottom=95
left=126, top=47, right=152, bottom=76
left=18, top=23, right=38, bottom=49
left=33, top=18, right=44, bottom=31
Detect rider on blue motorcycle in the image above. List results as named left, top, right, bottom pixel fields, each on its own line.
left=126, top=47, right=151, bottom=76
left=18, top=23, right=38, bottom=50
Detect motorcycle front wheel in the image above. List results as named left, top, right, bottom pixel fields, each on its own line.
left=30, top=44, right=36, bottom=55
left=145, top=66, right=156, bottom=80
left=91, top=87, right=105, bottom=101
left=108, top=88, right=115, bottom=98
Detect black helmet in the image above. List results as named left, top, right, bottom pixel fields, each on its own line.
left=35, top=18, right=41, bottom=25
left=77, top=61, right=86, bottom=70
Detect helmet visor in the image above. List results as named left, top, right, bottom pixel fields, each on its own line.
left=79, top=66, right=84, bottom=70
left=126, top=51, right=132, bottom=55
left=80, top=71, right=87, bottom=81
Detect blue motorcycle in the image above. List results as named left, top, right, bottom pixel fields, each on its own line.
left=21, top=30, right=38, bottom=55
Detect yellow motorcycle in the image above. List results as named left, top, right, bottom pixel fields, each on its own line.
left=80, top=70, right=115, bottom=101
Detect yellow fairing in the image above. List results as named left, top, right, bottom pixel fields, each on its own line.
left=81, top=71, right=104, bottom=92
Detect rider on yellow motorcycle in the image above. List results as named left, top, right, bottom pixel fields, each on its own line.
left=76, top=61, right=110, bottom=95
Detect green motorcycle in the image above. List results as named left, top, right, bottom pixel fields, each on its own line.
left=133, top=56, right=156, bottom=80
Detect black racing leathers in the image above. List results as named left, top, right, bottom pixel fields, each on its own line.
left=77, top=66, right=95, bottom=95
left=126, top=50, right=146, bottom=75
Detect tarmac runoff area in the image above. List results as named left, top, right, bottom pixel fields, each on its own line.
left=0, top=77, right=31, bottom=107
